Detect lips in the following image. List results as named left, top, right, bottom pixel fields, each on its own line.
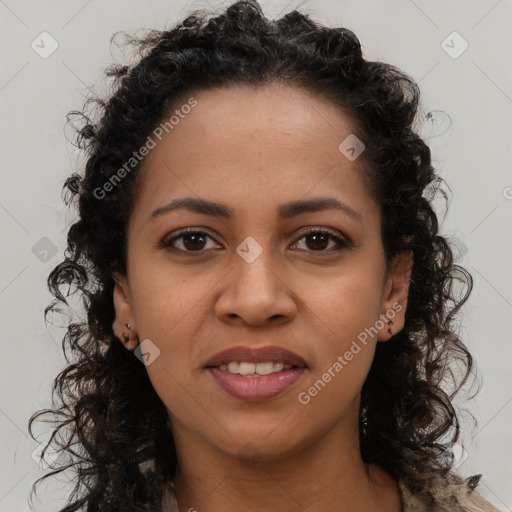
left=203, top=345, right=307, bottom=368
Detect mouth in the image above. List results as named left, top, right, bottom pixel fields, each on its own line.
left=204, top=345, right=307, bottom=369
left=212, top=360, right=304, bottom=376
left=204, top=345, right=308, bottom=402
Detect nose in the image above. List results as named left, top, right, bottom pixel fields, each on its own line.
left=214, top=250, right=298, bottom=327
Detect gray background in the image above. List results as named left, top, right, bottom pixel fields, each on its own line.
left=1, top=0, right=511, bottom=510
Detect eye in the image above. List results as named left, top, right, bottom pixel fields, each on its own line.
left=160, top=228, right=221, bottom=255
left=291, top=228, right=349, bottom=253
left=160, top=227, right=349, bottom=256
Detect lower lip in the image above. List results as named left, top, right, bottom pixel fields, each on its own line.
left=207, top=367, right=306, bottom=402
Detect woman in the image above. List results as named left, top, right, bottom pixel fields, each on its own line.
left=29, top=1, right=502, bottom=511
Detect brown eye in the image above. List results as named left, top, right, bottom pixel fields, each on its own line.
left=161, top=229, right=220, bottom=254
left=292, top=229, right=349, bottom=253
left=180, top=232, right=208, bottom=251
left=303, top=232, right=330, bottom=250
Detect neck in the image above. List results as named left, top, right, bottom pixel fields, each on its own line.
left=169, top=413, right=401, bottom=512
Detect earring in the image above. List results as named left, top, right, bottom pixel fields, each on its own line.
left=387, top=319, right=394, bottom=336
left=122, top=323, right=131, bottom=342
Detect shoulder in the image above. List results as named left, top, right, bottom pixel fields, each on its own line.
left=398, top=474, right=503, bottom=512
left=161, top=474, right=503, bottom=512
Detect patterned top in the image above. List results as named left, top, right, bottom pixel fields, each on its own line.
left=160, top=474, right=502, bottom=511
left=395, top=475, right=502, bottom=511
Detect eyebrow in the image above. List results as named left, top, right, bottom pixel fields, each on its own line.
left=149, top=196, right=362, bottom=222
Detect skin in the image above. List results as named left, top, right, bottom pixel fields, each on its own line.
left=112, top=83, right=412, bottom=512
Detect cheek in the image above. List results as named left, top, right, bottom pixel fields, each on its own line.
left=296, top=267, right=383, bottom=399
left=130, top=257, right=214, bottom=341
left=133, top=283, right=212, bottom=427
left=304, top=265, right=384, bottom=348
left=128, top=267, right=213, bottom=394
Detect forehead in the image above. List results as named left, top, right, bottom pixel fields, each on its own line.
left=132, top=83, right=376, bottom=223
left=168, top=83, right=357, bottom=152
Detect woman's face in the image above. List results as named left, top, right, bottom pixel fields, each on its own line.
left=113, top=83, right=411, bottom=460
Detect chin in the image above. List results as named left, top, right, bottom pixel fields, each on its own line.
left=201, top=416, right=310, bottom=461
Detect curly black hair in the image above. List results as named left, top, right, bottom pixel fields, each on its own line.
left=28, top=1, right=481, bottom=510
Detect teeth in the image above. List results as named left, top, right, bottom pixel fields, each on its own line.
left=238, top=362, right=256, bottom=375
left=273, top=362, right=284, bottom=372
left=227, top=361, right=239, bottom=373
left=218, top=361, right=294, bottom=376
left=252, top=361, right=274, bottom=375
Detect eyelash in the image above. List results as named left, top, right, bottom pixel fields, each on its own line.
left=160, top=227, right=350, bottom=256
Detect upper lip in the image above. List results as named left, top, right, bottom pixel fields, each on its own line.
left=204, top=345, right=307, bottom=368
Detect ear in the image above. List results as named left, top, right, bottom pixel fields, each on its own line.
left=112, top=271, right=139, bottom=350
left=377, top=250, right=413, bottom=342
